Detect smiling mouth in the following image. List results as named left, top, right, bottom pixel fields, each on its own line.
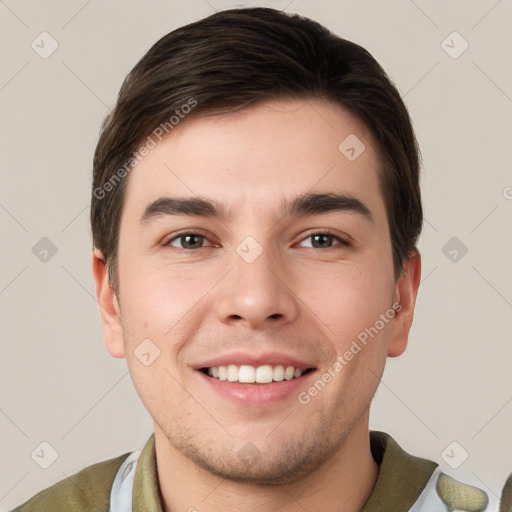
left=200, top=364, right=315, bottom=384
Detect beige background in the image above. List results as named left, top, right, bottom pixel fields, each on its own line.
left=1, top=0, right=511, bottom=510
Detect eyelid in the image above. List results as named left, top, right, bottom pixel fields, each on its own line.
left=295, top=228, right=351, bottom=248
left=164, top=228, right=351, bottom=250
left=164, top=229, right=217, bottom=248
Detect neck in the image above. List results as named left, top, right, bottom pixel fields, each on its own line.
left=154, top=415, right=379, bottom=512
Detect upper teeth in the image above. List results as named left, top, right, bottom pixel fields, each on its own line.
left=206, top=365, right=305, bottom=383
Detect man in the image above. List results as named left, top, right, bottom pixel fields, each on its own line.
left=12, top=7, right=511, bottom=512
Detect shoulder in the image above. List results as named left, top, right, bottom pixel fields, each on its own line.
left=434, top=473, right=489, bottom=511
left=11, top=451, right=130, bottom=512
left=500, top=472, right=512, bottom=512
left=366, top=432, right=491, bottom=511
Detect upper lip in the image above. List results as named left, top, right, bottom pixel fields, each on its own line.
left=193, top=351, right=316, bottom=370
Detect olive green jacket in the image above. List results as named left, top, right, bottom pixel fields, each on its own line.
left=12, top=431, right=509, bottom=512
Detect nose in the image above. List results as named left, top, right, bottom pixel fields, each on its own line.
left=215, top=239, right=300, bottom=330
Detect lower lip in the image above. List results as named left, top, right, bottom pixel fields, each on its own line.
left=197, top=370, right=316, bottom=406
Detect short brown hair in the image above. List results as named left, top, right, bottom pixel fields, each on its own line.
left=91, top=7, right=422, bottom=294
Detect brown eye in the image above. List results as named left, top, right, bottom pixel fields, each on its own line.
left=166, top=233, right=211, bottom=250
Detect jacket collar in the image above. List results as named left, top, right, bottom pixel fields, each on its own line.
left=132, top=430, right=438, bottom=512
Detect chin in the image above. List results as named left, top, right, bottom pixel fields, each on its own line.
left=167, top=419, right=348, bottom=486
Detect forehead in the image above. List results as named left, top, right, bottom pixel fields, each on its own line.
left=122, top=98, right=386, bottom=228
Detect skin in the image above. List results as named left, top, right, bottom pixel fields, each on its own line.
left=93, top=98, right=421, bottom=512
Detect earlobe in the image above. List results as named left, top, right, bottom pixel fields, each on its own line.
left=388, top=248, right=421, bottom=358
left=92, top=248, right=126, bottom=358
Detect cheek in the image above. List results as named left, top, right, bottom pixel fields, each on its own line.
left=117, top=256, right=216, bottom=350
left=297, top=260, right=392, bottom=347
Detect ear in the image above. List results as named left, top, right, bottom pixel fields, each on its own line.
left=92, top=248, right=126, bottom=358
left=388, top=248, right=421, bottom=358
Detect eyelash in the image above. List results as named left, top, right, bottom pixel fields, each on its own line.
left=164, top=229, right=351, bottom=251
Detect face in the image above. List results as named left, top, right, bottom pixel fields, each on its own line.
left=93, top=98, right=420, bottom=484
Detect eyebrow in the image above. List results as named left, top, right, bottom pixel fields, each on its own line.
left=139, top=192, right=373, bottom=225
